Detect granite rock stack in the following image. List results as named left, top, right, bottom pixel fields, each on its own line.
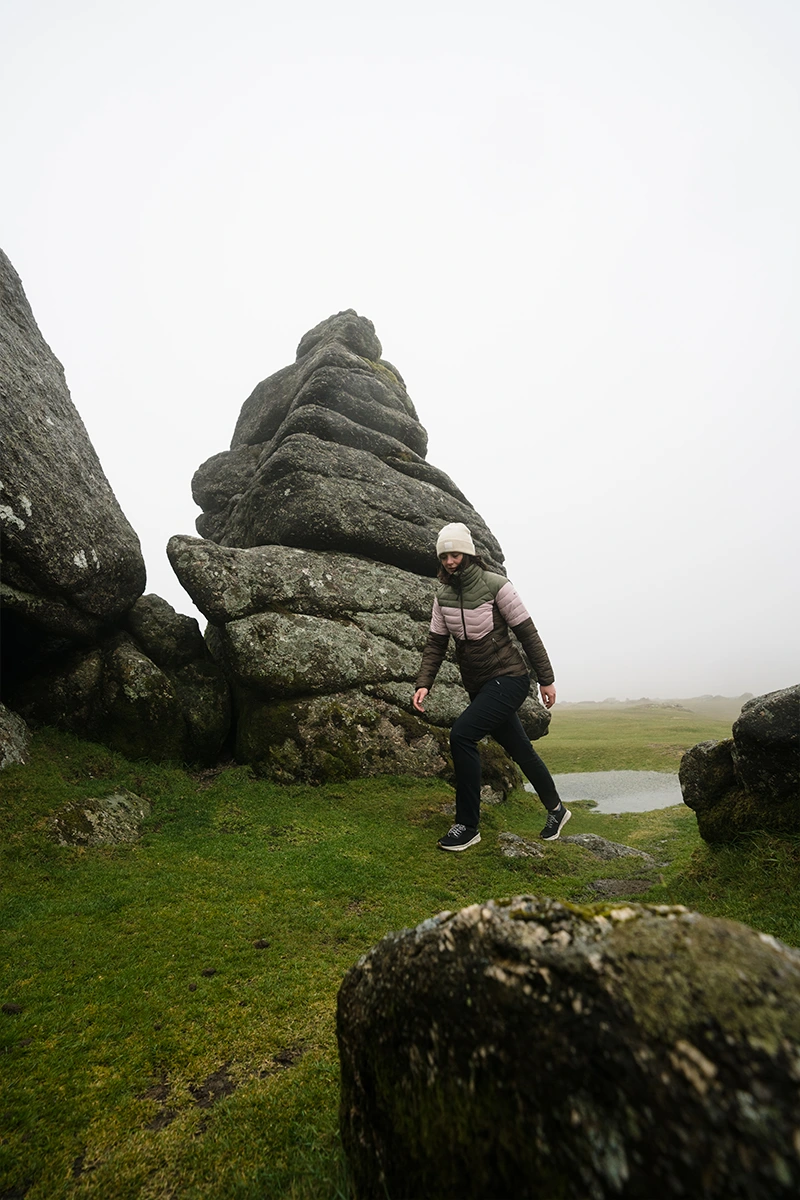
left=175, top=311, right=549, bottom=784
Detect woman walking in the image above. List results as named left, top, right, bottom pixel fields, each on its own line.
left=413, top=522, right=570, bottom=851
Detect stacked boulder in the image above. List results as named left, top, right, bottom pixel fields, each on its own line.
left=175, top=310, right=549, bottom=784
left=0, top=249, right=230, bottom=763
left=680, top=685, right=799, bottom=841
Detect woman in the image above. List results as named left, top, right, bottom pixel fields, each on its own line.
left=413, top=522, right=570, bottom=851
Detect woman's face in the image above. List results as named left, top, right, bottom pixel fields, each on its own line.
left=440, top=552, right=464, bottom=574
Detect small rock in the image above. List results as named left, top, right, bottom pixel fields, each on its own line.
left=201, top=968, right=216, bottom=977
left=49, top=790, right=151, bottom=847
left=0, top=704, right=30, bottom=770
left=498, top=832, right=544, bottom=859
left=562, top=833, right=656, bottom=866
left=188, top=983, right=197, bottom=992
left=253, top=938, right=270, bottom=949
left=590, top=879, right=655, bottom=897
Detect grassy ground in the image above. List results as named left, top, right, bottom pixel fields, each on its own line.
left=1, top=711, right=797, bottom=1199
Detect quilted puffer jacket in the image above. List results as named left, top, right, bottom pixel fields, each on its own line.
left=415, top=561, right=555, bottom=697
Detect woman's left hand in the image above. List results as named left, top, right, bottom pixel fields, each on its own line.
left=540, top=684, right=556, bottom=709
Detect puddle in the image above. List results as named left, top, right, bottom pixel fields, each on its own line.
left=525, top=771, right=683, bottom=814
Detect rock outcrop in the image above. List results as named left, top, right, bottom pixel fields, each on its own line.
left=0, top=251, right=232, bottom=764
left=337, top=896, right=800, bottom=1200
left=10, top=595, right=230, bottom=764
left=170, top=536, right=547, bottom=785
left=191, top=310, right=503, bottom=575
left=175, top=310, right=550, bottom=786
left=0, top=249, right=145, bottom=645
left=680, top=685, right=799, bottom=841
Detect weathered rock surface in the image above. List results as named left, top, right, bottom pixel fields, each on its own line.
left=50, top=790, right=151, bottom=846
left=562, top=832, right=657, bottom=866
left=337, top=897, right=800, bottom=1199
left=170, top=536, right=549, bottom=786
left=0, top=252, right=215, bottom=764
left=10, top=595, right=230, bottom=764
left=680, top=685, right=799, bottom=841
left=0, top=702, right=30, bottom=769
left=498, top=831, right=544, bottom=858
left=0, top=249, right=145, bottom=642
left=589, top=878, right=654, bottom=897
left=191, top=310, right=503, bottom=575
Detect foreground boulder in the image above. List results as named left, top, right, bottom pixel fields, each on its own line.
left=0, top=248, right=145, bottom=646
left=169, top=537, right=548, bottom=785
left=680, top=685, right=799, bottom=841
left=174, top=311, right=551, bottom=785
left=337, top=897, right=800, bottom=1200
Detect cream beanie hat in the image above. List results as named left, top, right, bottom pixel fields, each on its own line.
left=436, top=522, right=476, bottom=557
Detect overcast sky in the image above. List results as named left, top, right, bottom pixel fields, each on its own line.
left=3, top=0, right=798, bottom=702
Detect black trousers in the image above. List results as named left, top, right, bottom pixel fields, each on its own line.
left=450, top=675, right=561, bottom=829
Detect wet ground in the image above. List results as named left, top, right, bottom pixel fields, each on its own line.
left=526, top=770, right=683, bottom=814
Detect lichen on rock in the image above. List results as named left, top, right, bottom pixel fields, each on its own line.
left=337, top=896, right=800, bottom=1199
left=50, top=790, right=151, bottom=846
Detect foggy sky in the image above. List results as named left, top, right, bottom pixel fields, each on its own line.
left=3, top=0, right=799, bottom=701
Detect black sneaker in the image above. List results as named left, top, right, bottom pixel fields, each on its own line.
left=438, top=823, right=481, bottom=851
left=540, top=805, right=571, bottom=841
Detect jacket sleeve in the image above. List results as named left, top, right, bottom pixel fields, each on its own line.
left=495, top=581, right=555, bottom=686
left=510, top=618, right=555, bottom=686
left=415, top=599, right=450, bottom=690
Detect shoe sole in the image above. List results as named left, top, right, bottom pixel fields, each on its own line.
left=541, top=808, right=572, bottom=841
left=438, top=833, right=481, bottom=851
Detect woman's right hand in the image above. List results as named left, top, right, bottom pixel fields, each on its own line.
left=413, top=688, right=429, bottom=712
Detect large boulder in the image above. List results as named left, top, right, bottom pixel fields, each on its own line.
left=169, top=536, right=549, bottom=785
left=0, top=248, right=145, bottom=644
left=337, top=897, right=800, bottom=1200
left=174, top=311, right=553, bottom=786
left=680, top=685, right=799, bottom=841
left=0, top=252, right=231, bottom=763
left=9, top=595, right=231, bottom=764
left=191, top=310, right=503, bottom=575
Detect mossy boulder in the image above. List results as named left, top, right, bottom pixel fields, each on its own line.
left=50, top=790, right=151, bottom=846
left=233, top=688, right=522, bottom=793
left=10, top=598, right=231, bottom=764
left=337, top=897, right=800, bottom=1200
left=680, top=685, right=799, bottom=841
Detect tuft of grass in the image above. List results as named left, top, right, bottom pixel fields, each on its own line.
left=1, top=712, right=796, bottom=1198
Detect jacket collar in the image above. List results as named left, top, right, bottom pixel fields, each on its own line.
left=444, top=560, right=482, bottom=591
